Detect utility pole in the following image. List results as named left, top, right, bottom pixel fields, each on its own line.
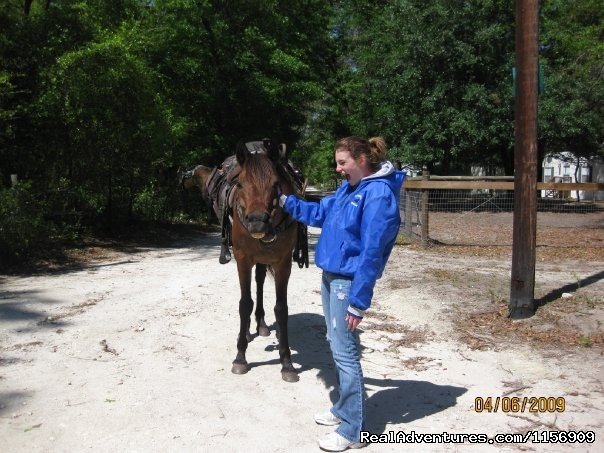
left=509, top=0, right=539, bottom=318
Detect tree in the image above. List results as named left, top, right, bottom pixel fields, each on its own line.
left=0, top=0, right=98, bottom=185
left=334, top=0, right=518, bottom=174
left=139, top=0, right=332, bottom=166
left=539, top=0, right=604, bottom=164
left=39, top=37, right=172, bottom=229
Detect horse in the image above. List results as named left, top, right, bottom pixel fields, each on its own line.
left=177, top=164, right=217, bottom=222
left=220, top=139, right=301, bottom=382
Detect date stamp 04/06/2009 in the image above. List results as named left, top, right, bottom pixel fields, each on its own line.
left=474, top=396, right=566, bottom=413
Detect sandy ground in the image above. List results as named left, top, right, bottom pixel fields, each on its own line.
left=1, top=227, right=603, bottom=452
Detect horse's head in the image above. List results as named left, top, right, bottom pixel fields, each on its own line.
left=178, top=165, right=213, bottom=199
left=235, top=139, right=288, bottom=240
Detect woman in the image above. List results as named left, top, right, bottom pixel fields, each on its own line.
left=280, top=136, right=405, bottom=451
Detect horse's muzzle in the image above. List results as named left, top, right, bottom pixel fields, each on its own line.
left=245, top=211, right=270, bottom=238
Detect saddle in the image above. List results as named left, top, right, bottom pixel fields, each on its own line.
left=205, top=140, right=309, bottom=268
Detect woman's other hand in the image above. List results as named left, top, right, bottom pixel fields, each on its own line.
left=345, top=314, right=362, bottom=331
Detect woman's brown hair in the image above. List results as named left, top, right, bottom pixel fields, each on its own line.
left=335, top=136, right=388, bottom=172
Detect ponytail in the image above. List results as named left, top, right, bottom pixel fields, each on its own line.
left=368, top=137, right=387, bottom=164
left=335, top=136, right=388, bottom=173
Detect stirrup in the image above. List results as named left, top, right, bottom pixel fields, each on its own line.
left=219, top=245, right=231, bottom=264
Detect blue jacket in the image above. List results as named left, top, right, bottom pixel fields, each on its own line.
left=283, top=161, right=405, bottom=316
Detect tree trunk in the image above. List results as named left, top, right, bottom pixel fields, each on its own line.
left=23, top=0, right=34, bottom=15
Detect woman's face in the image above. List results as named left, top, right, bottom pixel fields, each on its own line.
left=335, top=148, right=370, bottom=186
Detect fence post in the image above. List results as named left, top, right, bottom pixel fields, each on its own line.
left=11, top=174, right=18, bottom=187
left=421, top=170, right=430, bottom=246
left=405, top=188, right=412, bottom=237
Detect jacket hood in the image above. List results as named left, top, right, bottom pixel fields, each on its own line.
left=361, top=160, right=405, bottom=193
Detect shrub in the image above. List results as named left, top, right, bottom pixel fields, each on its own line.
left=0, top=182, right=49, bottom=266
left=133, top=182, right=168, bottom=222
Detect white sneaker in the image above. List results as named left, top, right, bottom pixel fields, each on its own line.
left=314, top=411, right=341, bottom=426
left=318, top=432, right=367, bottom=451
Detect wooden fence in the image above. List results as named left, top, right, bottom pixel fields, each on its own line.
left=402, top=174, right=604, bottom=246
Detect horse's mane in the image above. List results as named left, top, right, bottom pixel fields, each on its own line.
left=242, top=153, right=276, bottom=191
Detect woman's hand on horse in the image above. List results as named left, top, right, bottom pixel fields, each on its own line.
left=279, top=193, right=288, bottom=207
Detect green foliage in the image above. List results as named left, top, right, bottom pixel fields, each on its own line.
left=38, top=35, right=173, bottom=229
left=539, top=0, right=604, bottom=160
left=301, top=139, right=338, bottom=189
left=133, top=182, right=168, bottom=222
left=0, top=70, right=17, bottom=151
left=300, top=0, right=602, bottom=178
left=139, top=0, right=331, bottom=165
left=578, top=335, right=593, bottom=348
left=0, top=182, right=48, bottom=265
left=329, top=0, right=516, bottom=174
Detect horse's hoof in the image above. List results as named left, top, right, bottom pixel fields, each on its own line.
left=257, top=326, right=270, bottom=337
left=281, top=369, right=299, bottom=383
left=231, top=362, right=250, bottom=375
left=219, top=254, right=231, bottom=264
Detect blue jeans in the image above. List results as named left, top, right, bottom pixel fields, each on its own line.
left=321, top=271, right=366, bottom=442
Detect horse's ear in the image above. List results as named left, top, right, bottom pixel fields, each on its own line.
left=262, top=138, right=273, bottom=152
left=236, top=141, right=250, bottom=166
left=266, top=139, right=287, bottom=163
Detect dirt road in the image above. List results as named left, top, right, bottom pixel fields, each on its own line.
left=1, top=228, right=603, bottom=452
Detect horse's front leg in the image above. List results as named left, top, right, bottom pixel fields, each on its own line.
left=232, top=260, right=253, bottom=375
left=255, top=264, right=270, bottom=337
left=273, top=261, right=298, bottom=383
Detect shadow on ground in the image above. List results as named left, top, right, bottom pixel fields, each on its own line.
left=243, top=311, right=467, bottom=433
left=537, top=270, right=604, bottom=307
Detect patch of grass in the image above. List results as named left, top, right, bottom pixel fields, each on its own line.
left=488, top=288, right=506, bottom=304
left=388, top=278, right=411, bottom=290
left=583, top=296, right=599, bottom=309
left=426, top=268, right=460, bottom=285
left=395, top=234, right=413, bottom=246
left=365, top=310, right=433, bottom=348
left=571, top=271, right=582, bottom=288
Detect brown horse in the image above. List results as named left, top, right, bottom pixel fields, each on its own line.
left=228, top=140, right=300, bottom=382
left=178, top=164, right=213, bottom=206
